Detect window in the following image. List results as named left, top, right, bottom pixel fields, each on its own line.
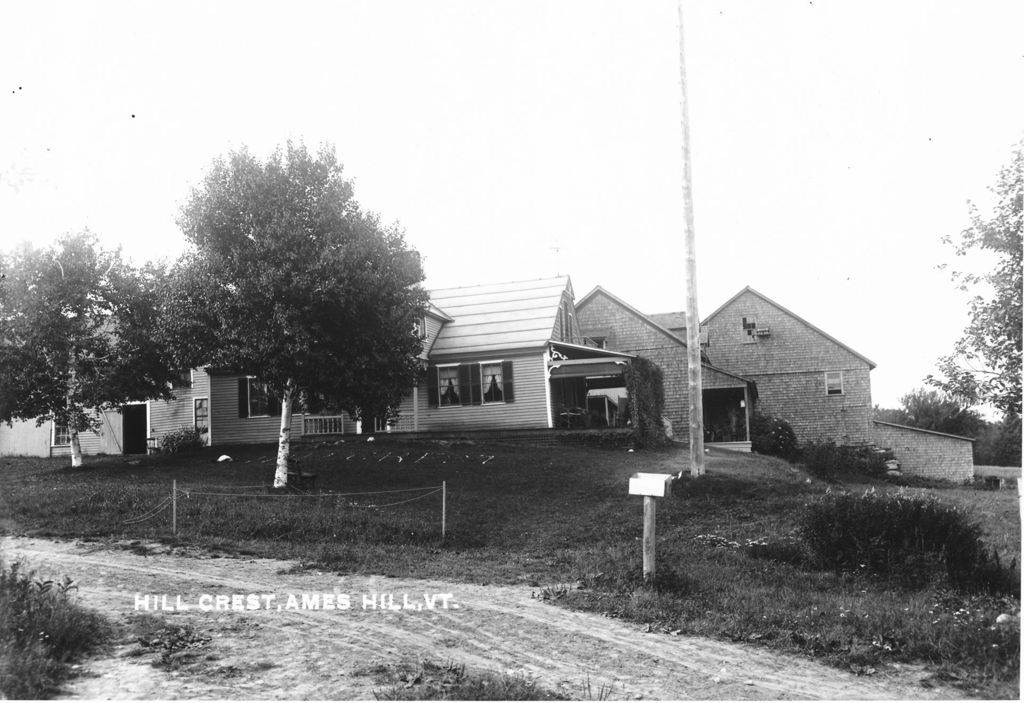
left=481, top=363, right=503, bottom=403
left=438, top=365, right=461, bottom=406
left=194, top=398, right=209, bottom=433
left=741, top=316, right=757, bottom=343
left=413, top=317, right=427, bottom=340
left=588, top=336, right=607, bottom=350
left=238, top=378, right=281, bottom=418
left=170, top=369, right=193, bottom=390
left=825, top=371, right=844, bottom=396
left=428, top=361, right=515, bottom=408
left=52, top=422, right=70, bottom=446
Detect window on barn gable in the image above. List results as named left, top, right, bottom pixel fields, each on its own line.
left=741, top=317, right=758, bottom=343
left=825, top=371, right=844, bottom=396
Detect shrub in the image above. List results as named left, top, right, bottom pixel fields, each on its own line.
left=749, top=412, right=799, bottom=460
left=0, top=561, right=110, bottom=698
left=800, top=490, right=1019, bottom=595
left=159, top=426, right=207, bottom=454
left=800, top=441, right=895, bottom=480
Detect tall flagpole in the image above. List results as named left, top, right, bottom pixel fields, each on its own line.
left=677, top=0, right=705, bottom=477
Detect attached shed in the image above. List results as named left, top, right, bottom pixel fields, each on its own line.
left=872, top=421, right=975, bottom=483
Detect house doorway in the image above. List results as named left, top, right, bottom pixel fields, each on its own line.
left=122, top=404, right=148, bottom=454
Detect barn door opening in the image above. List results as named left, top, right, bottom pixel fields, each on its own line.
left=122, top=404, right=148, bottom=454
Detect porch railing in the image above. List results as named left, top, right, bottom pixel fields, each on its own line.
left=302, top=415, right=347, bottom=436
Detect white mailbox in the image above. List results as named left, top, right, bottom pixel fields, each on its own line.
left=628, top=472, right=674, bottom=498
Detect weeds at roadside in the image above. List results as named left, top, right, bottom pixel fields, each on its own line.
left=367, top=659, right=566, bottom=700
left=0, top=559, right=111, bottom=699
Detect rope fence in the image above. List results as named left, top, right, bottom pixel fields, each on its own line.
left=118, top=479, right=448, bottom=541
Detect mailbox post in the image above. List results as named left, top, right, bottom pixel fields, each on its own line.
left=628, top=473, right=673, bottom=581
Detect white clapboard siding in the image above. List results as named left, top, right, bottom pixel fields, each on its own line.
left=392, top=353, right=550, bottom=432
left=209, top=374, right=303, bottom=446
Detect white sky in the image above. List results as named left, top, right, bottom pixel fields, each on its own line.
left=2, top=0, right=1021, bottom=411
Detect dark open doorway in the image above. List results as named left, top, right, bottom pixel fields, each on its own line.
left=703, top=388, right=748, bottom=442
left=122, top=404, right=148, bottom=454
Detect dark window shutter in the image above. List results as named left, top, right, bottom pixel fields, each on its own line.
left=426, top=365, right=439, bottom=407
left=469, top=363, right=482, bottom=405
left=502, top=360, right=515, bottom=402
left=457, top=364, right=470, bottom=406
left=238, top=378, right=249, bottom=418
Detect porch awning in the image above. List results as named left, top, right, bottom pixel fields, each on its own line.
left=548, top=358, right=629, bottom=379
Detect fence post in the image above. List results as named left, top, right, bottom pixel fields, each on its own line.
left=172, top=479, right=177, bottom=536
left=441, top=481, right=446, bottom=544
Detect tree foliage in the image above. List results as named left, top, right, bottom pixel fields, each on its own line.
left=928, top=140, right=1023, bottom=416
left=873, top=387, right=985, bottom=438
left=0, top=232, right=176, bottom=465
left=164, top=141, right=428, bottom=484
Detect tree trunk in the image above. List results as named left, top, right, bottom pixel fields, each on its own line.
left=70, top=428, right=83, bottom=467
left=273, top=382, right=295, bottom=488
left=67, top=348, right=83, bottom=467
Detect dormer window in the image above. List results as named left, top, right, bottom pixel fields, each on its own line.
left=413, top=317, right=426, bottom=340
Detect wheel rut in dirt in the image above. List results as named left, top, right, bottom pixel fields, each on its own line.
left=2, top=537, right=962, bottom=700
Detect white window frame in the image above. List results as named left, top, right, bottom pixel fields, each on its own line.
left=479, top=360, right=506, bottom=405
left=436, top=363, right=462, bottom=408
left=193, top=397, right=210, bottom=437
left=246, top=377, right=273, bottom=417
left=825, top=371, right=844, bottom=396
left=52, top=421, right=71, bottom=447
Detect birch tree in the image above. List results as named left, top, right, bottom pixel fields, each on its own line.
left=0, top=232, right=176, bottom=466
left=166, top=141, right=427, bottom=487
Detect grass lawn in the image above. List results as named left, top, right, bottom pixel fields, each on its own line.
left=0, top=438, right=1019, bottom=697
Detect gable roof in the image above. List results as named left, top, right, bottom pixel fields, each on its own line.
left=648, top=312, right=687, bottom=331
left=701, top=286, right=877, bottom=370
left=427, top=276, right=572, bottom=357
left=576, top=286, right=690, bottom=349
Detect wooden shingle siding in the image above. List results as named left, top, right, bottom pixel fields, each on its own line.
left=392, top=353, right=549, bottom=433
left=576, top=292, right=692, bottom=431
left=873, top=421, right=974, bottom=482
left=209, top=374, right=303, bottom=446
left=702, top=290, right=874, bottom=443
left=750, top=369, right=873, bottom=443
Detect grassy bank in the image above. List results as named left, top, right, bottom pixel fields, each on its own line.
left=0, top=439, right=1019, bottom=697
left=0, top=559, right=112, bottom=698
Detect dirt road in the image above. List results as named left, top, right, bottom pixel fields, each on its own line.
left=2, top=536, right=961, bottom=700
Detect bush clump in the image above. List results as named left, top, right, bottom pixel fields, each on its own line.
left=0, top=561, right=110, bottom=698
left=749, top=412, right=799, bottom=460
left=159, top=426, right=207, bottom=454
left=800, top=441, right=896, bottom=480
left=800, top=489, right=1019, bottom=595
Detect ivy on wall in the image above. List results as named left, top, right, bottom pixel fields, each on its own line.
left=623, top=357, right=668, bottom=448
